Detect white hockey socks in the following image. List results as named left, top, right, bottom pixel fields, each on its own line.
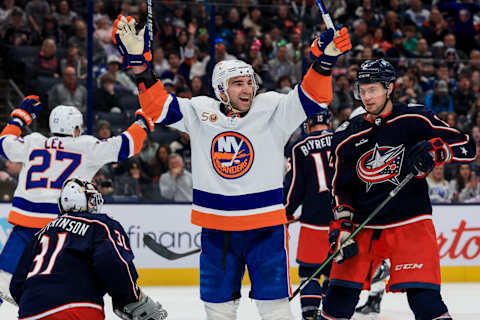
left=256, top=298, right=293, bottom=320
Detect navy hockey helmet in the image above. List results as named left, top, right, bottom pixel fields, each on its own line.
left=307, top=108, right=332, bottom=127
left=354, top=59, right=396, bottom=99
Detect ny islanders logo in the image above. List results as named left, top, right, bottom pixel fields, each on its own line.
left=357, top=144, right=405, bottom=191
left=211, top=132, right=254, bottom=179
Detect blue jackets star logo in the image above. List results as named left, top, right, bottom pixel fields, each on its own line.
left=356, top=144, right=405, bottom=191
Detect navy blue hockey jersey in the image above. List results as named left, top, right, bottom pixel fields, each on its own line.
left=331, top=103, right=476, bottom=226
left=10, top=212, right=139, bottom=319
left=284, top=130, right=334, bottom=226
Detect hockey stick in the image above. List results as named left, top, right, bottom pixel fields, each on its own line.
left=315, top=0, right=334, bottom=30
left=289, top=172, right=414, bottom=301
left=143, top=234, right=201, bottom=260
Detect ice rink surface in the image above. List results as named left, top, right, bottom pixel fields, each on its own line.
left=1, top=283, right=479, bottom=319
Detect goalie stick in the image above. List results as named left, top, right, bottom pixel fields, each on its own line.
left=143, top=234, right=201, bottom=260
left=289, top=172, right=415, bottom=301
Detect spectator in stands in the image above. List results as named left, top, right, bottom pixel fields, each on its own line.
left=413, top=37, right=433, bottom=59
left=113, top=158, right=147, bottom=199
left=96, top=120, right=112, bottom=140
left=99, top=55, right=138, bottom=94
left=286, top=28, right=302, bottom=64
left=330, top=74, right=353, bottom=115
left=405, top=0, right=430, bottom=28
left=268, top=40, right=297, bottom=84
left=276, top=75, right=293, bottom=94
left=403, top=25, right=418, bottom=54
left=53, top=0, right=78, bottom=35
left=69, top=19, right=106, bottom=64
left=161, top=78, right=175, bottom=94
left=32, top=14, right=65, bottom=46
left=471, top=143, right=480, bottom=176
left=350, top=19, right=368, bottom=48
left=159, top=153, right=193, bottom=202
left=139, top=136, right=159, bottom=168
left=446, top=112, right=459, bottom=129
left=48, top=66, right=87, bottom=112
left=153, top=47, right=170, bottom=77
left=373, top=28, right=392, bottom=53
left=438, top=0, right=480, bottom=55
left=382, top=10, right=402, bottom=42
left=176, top=86, right=192, bottom=99
left=160, top=50, right=193, bottom=89
left=170, top=130, right=191, bottom=172
left=190, top=76, right=208, bottom=97
left=94, top=72, right=122, bottom=113
left=94, top=15, right=115, bottom=57
left=25, top=0, right=50, bottom=34
left=242, top=7, right=262, bottom=37
left=1, top=6, right=32, bottom=46
left=427, top=165, right=452, bottom=203
left=92, top=169, right=114, bottom=198
left=60, top=40, right=87, bottom=79
left=449, top=163, right=479, bottom=203
left=33, top=38, right=61, bottom=79
left=424, top=80, right=454, bottom=114
left=397, top=73, right=424, bottom=105
left=435, top=62, right=457, bottom=91
left=386, top=31, right=412, bottom=69
left=452, top=73, right=475, bottom=123
left=420, top=7, right=448, bottom=46
left=0, top=0, right=14, bottom=25
left=146, top=144, right=171, bottom=182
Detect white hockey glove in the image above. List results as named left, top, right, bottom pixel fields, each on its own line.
left=112, top=15, right=152, bottom=69
left=114, top=290, right=168, bottom=320
left=329, top=207, right=358, bottom=264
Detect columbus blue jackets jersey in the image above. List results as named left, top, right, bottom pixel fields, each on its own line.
left=284, top=130, right=334, bottom=227
left=10, top=212, right=139, bottom=319
left=331, top=104, right=476, bottom=227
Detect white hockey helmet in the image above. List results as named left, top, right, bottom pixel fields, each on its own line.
left=212, top=60, right=258, bottom=105
left=49, top=105, right=83, bottom=136
left=58, top=178, right=104, bottom=214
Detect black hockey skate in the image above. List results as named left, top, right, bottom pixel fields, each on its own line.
left=355, top=292, right=383, bottom=315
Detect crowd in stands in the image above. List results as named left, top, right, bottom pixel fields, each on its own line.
left=0, top=0, right=480, bottom=203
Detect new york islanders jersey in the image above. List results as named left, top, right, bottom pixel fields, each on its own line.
left=10, top=212, right=139, bottom=319
left=0, top=123, right=146, bottom=228
left=284, top=129, right=334, bottom=227
left=331, top=103, right=476, bottom=227
left=139, top=68, right=332, bottom=230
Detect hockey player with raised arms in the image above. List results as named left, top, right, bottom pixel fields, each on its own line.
left=320, top=59, right=477, bottom=320
left=0, top=96, right=155, bottom=306
left=112, top=14, right=351, bottom=320
left=10, top=178, right=168, bottom=320
left=283, top=109, right=335, bottom=320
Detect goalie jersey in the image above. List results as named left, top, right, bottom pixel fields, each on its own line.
left=139, top=69, right=332, bottom=231
left=0, top=124, right=145, bottom=228
left=331, top=103, right=476, bottom=227
left=10, top=212, right=139, bottom=319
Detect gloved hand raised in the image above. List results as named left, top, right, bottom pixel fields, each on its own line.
left=10, top=95, right=43, bottom=127
left=310, top=26, right=351, bottom=71
left=112, top=15, right=152, bottom=69
left=405, top=138, right=452, bottom=176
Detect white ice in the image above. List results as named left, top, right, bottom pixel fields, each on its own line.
left=1, top=283, right=479, bottom=319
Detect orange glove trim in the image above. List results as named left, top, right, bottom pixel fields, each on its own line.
left=138, top=80, right=169, bottom=122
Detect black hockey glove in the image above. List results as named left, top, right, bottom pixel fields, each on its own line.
left=329, top=219, right=358, bottom=264
left=406, top=138, right=452, bottom=176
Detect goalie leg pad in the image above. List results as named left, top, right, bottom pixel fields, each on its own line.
left=406, top=289, right=450, bottom=320
left=204, top=300, right=239, bottom=320
left=255, top=298, right=293, bottom=320
left=321, top=285, right=360, bottom=319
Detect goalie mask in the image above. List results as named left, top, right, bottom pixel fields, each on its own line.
left=49, top=105, right=84, bottom=136
left=212, top=60, right=258, bottom=107
left=58, top=178, right=104, bottom=215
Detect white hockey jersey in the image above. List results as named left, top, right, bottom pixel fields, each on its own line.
left=139, top=67, right=332, bottom=230
left=0, top=123, right=146, bottom=228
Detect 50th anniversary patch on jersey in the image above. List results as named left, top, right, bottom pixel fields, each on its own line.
left=211, top=132, right=254, bottom=179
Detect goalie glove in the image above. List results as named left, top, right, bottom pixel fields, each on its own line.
left=134, top=109, right=155, bottom=134
left=405, top=138, right=452, bottom=177
left=310, top=26, right=351, bottom=73
left=114, top=290, right=168, bottom=320
left=112, top=15, right=152, bottom=69
left=329, top=219, right=358, bottom=264
left=10, top=95, right=43, bottom=128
